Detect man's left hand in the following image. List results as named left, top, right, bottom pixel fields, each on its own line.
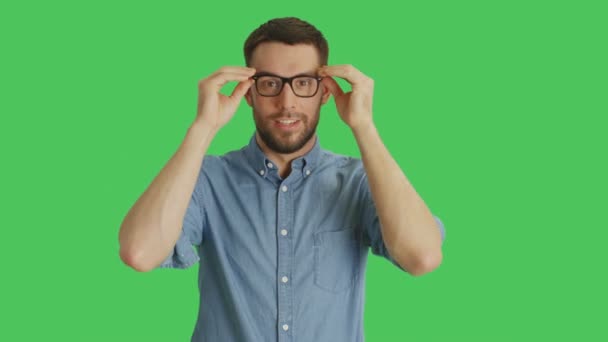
left=319, top=65, right=374, bottom=131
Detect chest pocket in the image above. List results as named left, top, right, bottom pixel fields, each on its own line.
left=313, top=228, right=360, bottom=293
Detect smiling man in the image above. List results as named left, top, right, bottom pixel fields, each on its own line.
left=119, top=17, right=446, bottom=342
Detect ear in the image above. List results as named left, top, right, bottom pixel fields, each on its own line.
left=320, top=82, right=331, bottom=105
left=244, top=87, right=254, bottom=107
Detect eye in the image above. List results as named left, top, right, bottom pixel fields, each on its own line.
left=263, top=80, right=277, bottom=87
left=296, top=79, right=312, bottom=87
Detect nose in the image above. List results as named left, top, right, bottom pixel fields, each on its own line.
left=276, top=82, right=297, bottom=110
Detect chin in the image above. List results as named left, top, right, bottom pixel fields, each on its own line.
left=265, top=131, right=312, bottom=154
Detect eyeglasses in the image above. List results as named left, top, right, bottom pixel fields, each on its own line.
left=251, top=73, right=323, bottom=97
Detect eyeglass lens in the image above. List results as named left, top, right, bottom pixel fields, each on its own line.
left=256, top=76, right=318, bottom=97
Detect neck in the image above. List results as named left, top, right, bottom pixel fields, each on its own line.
left=255, top=133, right=317, bottom=179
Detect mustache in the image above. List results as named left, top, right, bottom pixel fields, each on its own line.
left=270, top=112, right=304, bottom=120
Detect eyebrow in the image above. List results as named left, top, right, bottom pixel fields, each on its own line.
left=254, top=70, right=319, bottom=78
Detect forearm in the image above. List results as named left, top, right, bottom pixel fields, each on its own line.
left=118, top=120, right=217, bottom=271
left=353, top=123, right=442, bottom=275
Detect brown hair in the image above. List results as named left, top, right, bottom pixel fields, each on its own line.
left=244, top=17, right=329, bottom=67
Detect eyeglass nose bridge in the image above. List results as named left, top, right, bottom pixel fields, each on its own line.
left=275, top=76, right=297, bottom=97
left=253, top=74, right=323, bottom=98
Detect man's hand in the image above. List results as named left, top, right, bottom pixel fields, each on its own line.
left=319, top=65, right=374, bottom=131
left=196, top=66, right=256, bottom=132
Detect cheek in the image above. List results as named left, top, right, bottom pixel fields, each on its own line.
left=252, top=96, right=273, bottom=111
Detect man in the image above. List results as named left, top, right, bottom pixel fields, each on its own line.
left=119, top=17, right=446, bottom=342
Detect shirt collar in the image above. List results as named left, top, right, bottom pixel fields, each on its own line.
left=244, top=132, right=321, bottom=176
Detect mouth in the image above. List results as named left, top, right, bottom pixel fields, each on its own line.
left=274, top=118, right=301, bottom=130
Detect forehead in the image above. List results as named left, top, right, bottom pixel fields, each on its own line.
left=250, top=42, right=320, bottom=76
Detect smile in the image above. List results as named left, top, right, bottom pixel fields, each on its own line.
left=274, top=119, right=301, bottom=130
left=277, top=119, right=298, bottom=124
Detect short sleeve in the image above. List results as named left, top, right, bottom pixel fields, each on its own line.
left=359, top=172, right=446, bottom=272
left=156, top=171, right=206, bottom=270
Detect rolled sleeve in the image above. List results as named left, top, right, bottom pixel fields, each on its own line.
left=435, top=215, right=446, bottom=241
left=363, top=209, right=408, bottom=272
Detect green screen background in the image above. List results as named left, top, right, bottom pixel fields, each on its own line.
left=1, top=0, right=606, bottom=340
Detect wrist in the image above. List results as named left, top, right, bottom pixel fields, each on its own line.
left=185, top=120, right=218, bottom=150
left=190, top=118, right=219, bottom=136
left=351, top=120, right=377, bottom=138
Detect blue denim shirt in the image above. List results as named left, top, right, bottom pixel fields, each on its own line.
left=158, top=133, right=445, bottom=342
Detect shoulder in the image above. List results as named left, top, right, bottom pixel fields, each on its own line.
left=201, top=147, right=248, bottom=174
left=318, top=149, right=366, bottom=176
left=316, top=149, right=368, bottom=194
left=198, top=147, right=256, bottom=190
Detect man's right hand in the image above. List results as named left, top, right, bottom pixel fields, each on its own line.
left=195, top=66, right=256, bottom=131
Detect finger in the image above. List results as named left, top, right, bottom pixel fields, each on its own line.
left=318, top=64, right=367, bottom=85
left=229, top=79, right=254, bottom=100
left=321, top=77, right=344, bottom=97
left=214, top=66, right=256, bottom=76
left=206, top=66, right=256, bottom=86
left=206, top=72, right=254, bottom=89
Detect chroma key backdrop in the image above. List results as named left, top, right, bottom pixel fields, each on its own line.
left=0, top=0, right=606, bottom=341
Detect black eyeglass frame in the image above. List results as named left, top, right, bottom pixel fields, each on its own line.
left=251, top=73, right=324, bottom=98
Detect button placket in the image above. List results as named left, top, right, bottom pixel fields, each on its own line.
left=277, top=182, right=293, bottom=340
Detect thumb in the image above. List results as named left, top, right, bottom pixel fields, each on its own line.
left=322, top=77, right=344, bottom=98
left=230, top=79, right=254, bottom=101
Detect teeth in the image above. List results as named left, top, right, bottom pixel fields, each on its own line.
left=278, top=120, right=297, bottom=124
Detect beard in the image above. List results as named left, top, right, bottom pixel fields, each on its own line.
left=253, top=104, right=321, bottom=154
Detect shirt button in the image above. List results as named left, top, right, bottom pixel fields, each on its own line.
left=282, top=276, right=289, bottom=283
left=280, top=229, right=288, bottom=236
left=282, top=324, right=289, bottom=331
left=267, top=162, right=273, bottom=168
left=259, top=170, right=265, bottom=176
left=281, top=185, right=288, bottom=192
left=305, top=169, right=311, bottom=176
